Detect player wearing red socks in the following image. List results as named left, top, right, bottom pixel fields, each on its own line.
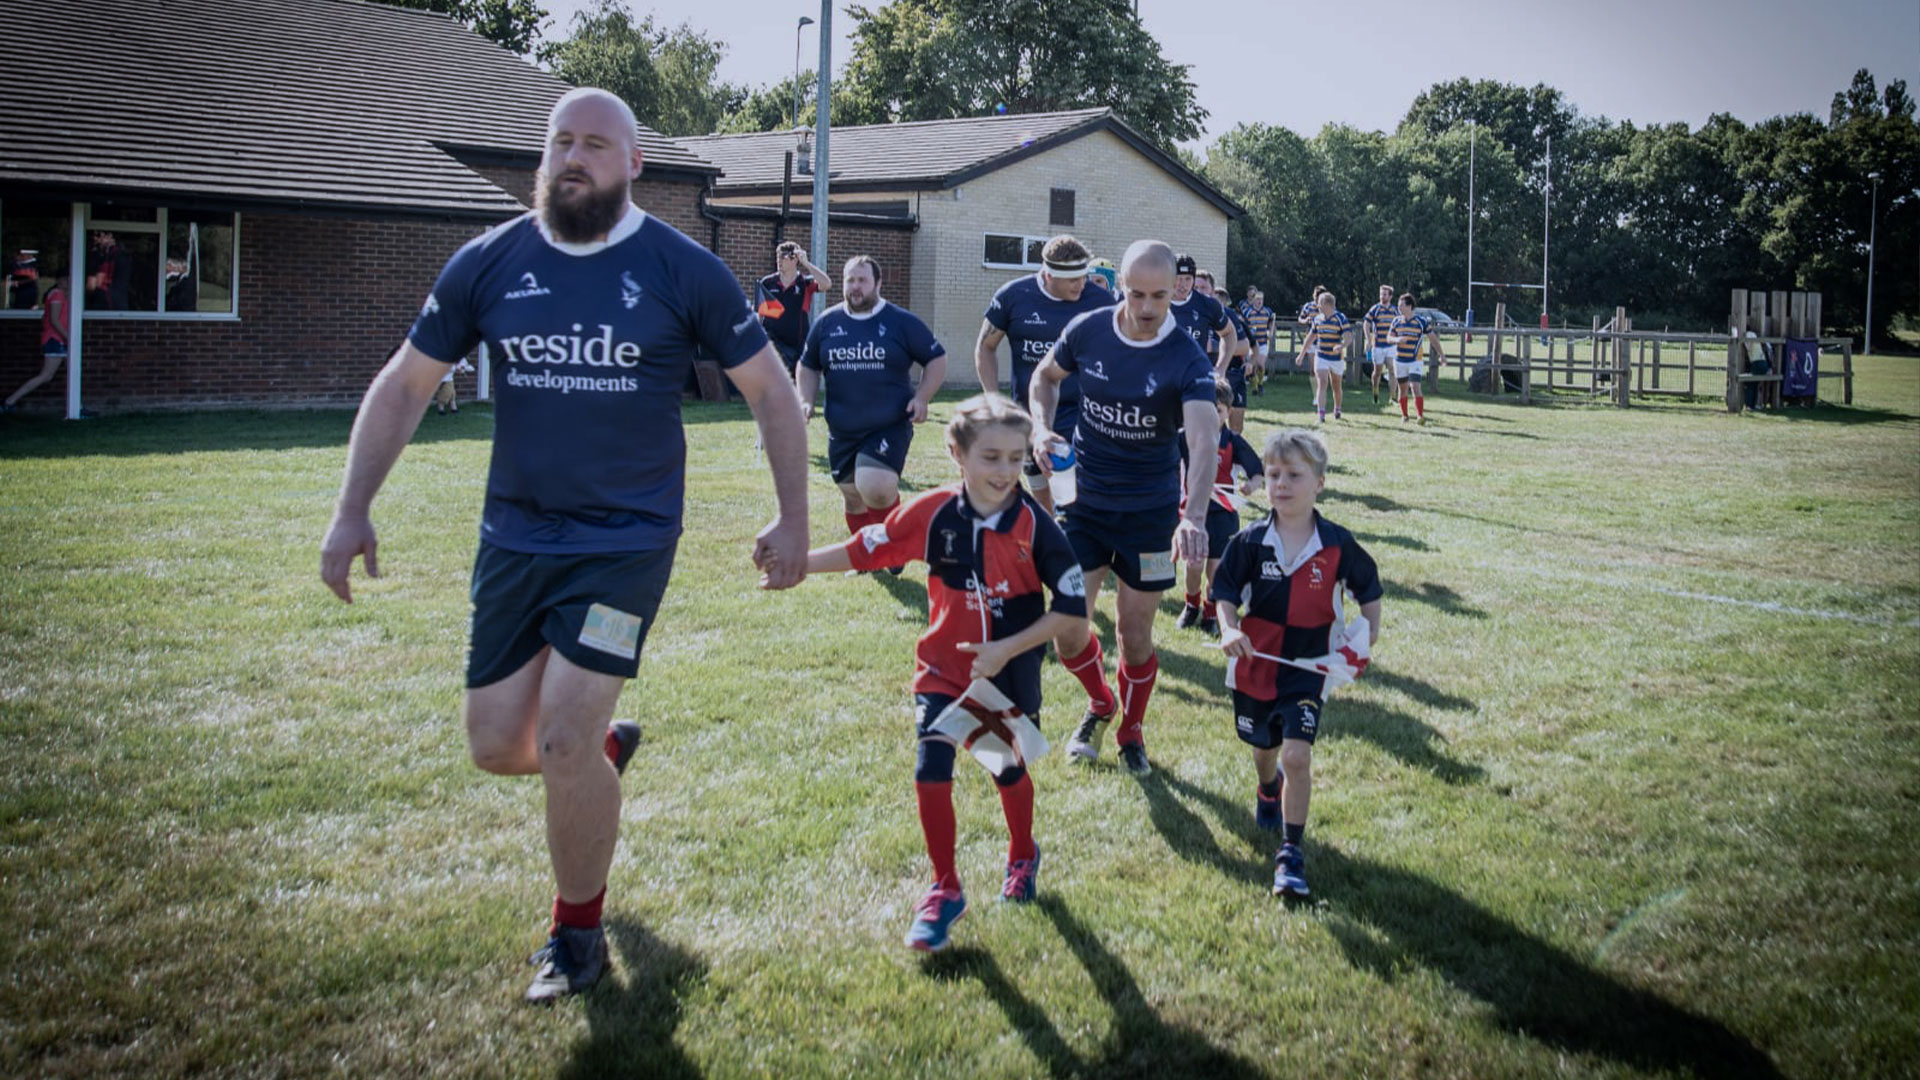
left=1029, top=240, right=1218, bottom=777
left=796, top=394, right=1087, bottom=951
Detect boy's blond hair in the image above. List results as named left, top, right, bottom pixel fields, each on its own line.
left=1262, top=428, right=1329, bottom=477
left=947, top=392, right=1033, bottom=452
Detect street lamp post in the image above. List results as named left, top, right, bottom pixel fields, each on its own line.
left=792, top=16, right=814, bottom=131
left=1865, top=171, right=1881, bottom=356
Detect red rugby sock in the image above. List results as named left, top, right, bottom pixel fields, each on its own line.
left=552, top=887, right=605, bottom=932
left=997, top=772, right=1036, bottom=862
left=1060, top=638, right=1116, bottom=716
left=915, top=781, right=959, bottom=889
left=1115, top=652, right=1159, bottom=746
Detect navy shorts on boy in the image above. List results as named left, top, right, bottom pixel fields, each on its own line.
left=466, top=541, right=674, bottom=686
left=800, top=297, right=944, bottom=447
left=407, top=208, right=769, bottom=556
left=1231, top=691, right=1322, bottom=748
left=845, top=483, right=1086, bottom=718
left=1211, top=510, right=1381, bottom=703
left=827, top=419, right=913, bottom=483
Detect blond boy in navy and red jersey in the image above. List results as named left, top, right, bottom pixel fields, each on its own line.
left=801, top=394, right=1088, bottom=952
left=1389, top=292, right=1447, bottom=424
left=1029, top=239, right=1219, bottom=777
left=320, top=88, right=811, bottom=1003
left=1363, top=284, right=1398, bottom=406
left=1215, top=429, right=1382, bottom=899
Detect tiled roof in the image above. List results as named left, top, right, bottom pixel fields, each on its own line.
left=0, top=0, right=716, bottom=220
left=676, top=108, right=1240, bottom=217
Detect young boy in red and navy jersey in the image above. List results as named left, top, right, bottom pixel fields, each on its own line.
left=801, top=394, right=1089, bottom=952
left=1176, top=380, right=1262, bottom=635
left=1214, top=429, right=1382, bottom=898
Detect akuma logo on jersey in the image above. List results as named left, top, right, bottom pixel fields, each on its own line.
left=420, top=293, right=440, bottom=317
left=1022, top=311, right=1047, bottom=326
left=1083, top=359, right=1107, bottom=381
left=620, top=271, right=643, bottom=309
left=505, top=272, right=551, bottom=300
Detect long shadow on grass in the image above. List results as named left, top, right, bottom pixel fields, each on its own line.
left=872, top=569, right=930, bottom=619
left=1353, top=530, right=1435, bottom=552
left=1767, top=402, right=1911, bottom=426
left=561, top=917, right=707, bottom=1080
left=1154, top=778, right=1781, bottom=1078
left=1315, top=849, right=1782, bottom=1078
left=1368, top=667, right=1476, bottom=712
left=1321, top=489, right=1412, bottom=513
left=1324, top=700, right=1484, bottom=785
left=1384, top=579, right=1487, bottom=619
left=923, top=901, right=1265, bottom=1078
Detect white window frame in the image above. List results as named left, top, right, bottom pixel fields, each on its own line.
left=982, top=232, right=1048, bottom=271
left=0, top=200, right=242, bottom=321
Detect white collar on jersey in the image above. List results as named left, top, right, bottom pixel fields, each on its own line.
left=534, top=203, right=646, bottom=257
left=1261, top=511, right=1325, bottom=575
left=1108, top=303, right=1177, bottom=349
left=840, top=297, right=890, bottom=321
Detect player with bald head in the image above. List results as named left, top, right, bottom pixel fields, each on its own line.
left=321, top=86, right=812, bottom=1003
left=1028, top=239, right=1219, bottom=776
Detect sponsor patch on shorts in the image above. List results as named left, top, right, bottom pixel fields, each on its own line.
left=579, top=602, right=643, bottom=660
left=1138, top=549, right=1175, bottom=582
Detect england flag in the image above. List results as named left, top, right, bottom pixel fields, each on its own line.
left=930, top=679, right=1051, bottom=774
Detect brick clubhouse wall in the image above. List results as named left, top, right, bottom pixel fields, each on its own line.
left=709, top=208, right=918, bottom=313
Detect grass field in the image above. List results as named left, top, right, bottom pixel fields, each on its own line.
left=2, top=360, right=1917, bottom=1078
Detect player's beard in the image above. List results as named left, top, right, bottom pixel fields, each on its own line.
left=845, top=290, right=876, bottom=314
left=535, top=167, right=627, bottom=244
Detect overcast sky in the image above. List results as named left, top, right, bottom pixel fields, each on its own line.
left=537, top=0, right=1920, bottom=149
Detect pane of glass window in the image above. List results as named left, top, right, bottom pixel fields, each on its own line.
left=1025, top=238, right=1045, bottom=266
left=983, top=234, right=1022, bottom=265
left=88, top=203, right=159, bottom=226
left=85, top=229, right=159, bottom=312
left=1, top=199, right=73, bottom=311
left=166, top=210, right=236, bottom=313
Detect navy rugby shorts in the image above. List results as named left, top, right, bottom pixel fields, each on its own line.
left=828, top=419, right=913, bottom=484
left=465, top=540, right=676, bottom=687
left=1062, top=500, right=1179, bottom=592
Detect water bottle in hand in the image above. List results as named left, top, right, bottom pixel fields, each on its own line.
left=1046, top=437, right=1077, bottom=506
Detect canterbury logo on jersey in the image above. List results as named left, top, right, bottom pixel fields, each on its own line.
left=497, top=324, right=644, bottom=367
left=505, top=272, right=551, bottom=300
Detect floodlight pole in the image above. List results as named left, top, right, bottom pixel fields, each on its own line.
left=1542, top=135, right=1551, bottom=326
left=1865, top=171, right=1880, bottom=356
left=809, top=0, right=831, bottom=273
left=791, top=16, right=813, bottom=130
left=1466, top=120, right=1475, bottom=329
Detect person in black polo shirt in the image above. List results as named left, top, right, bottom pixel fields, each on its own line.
left=756, top=241, right=833, bottom=376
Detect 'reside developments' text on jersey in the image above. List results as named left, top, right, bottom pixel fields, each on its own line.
left=408, top=210, right=768, bottom=555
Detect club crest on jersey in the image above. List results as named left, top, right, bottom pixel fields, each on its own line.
left=1309, top=563, right=1325, bottom=588
left=505, top=272, right=551, bottom=300
left=1144, top=372, right=1160, bottom=397
left=620, top=271, right=643, bottom=309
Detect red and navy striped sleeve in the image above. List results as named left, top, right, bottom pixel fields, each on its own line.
left=845, top=488, right=947, bottom=572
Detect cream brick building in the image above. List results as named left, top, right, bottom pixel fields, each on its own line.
left=678, top=109, right=1240, bottom=389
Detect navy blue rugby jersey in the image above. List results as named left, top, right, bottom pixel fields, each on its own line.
left=408, top=209, right=769, bottom=555
left=1221, top=302, right=1252, bottom=368
left=1168, top=290, right=1228, bottom=358
left=1051, top=305, right=1217, bottom=512
left=799, top=298, right=945, bottom=434
left=983, top=272, right=1109, bottom=419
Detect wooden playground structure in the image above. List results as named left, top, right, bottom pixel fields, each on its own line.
left=1265, top=290, right=1854, bottom=411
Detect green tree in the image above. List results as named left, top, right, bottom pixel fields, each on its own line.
left=830, top=0, right=1206, bottom=148
left=538, top=0, right=743, bottom=138
left=385, top=0, right=546, bottom=55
